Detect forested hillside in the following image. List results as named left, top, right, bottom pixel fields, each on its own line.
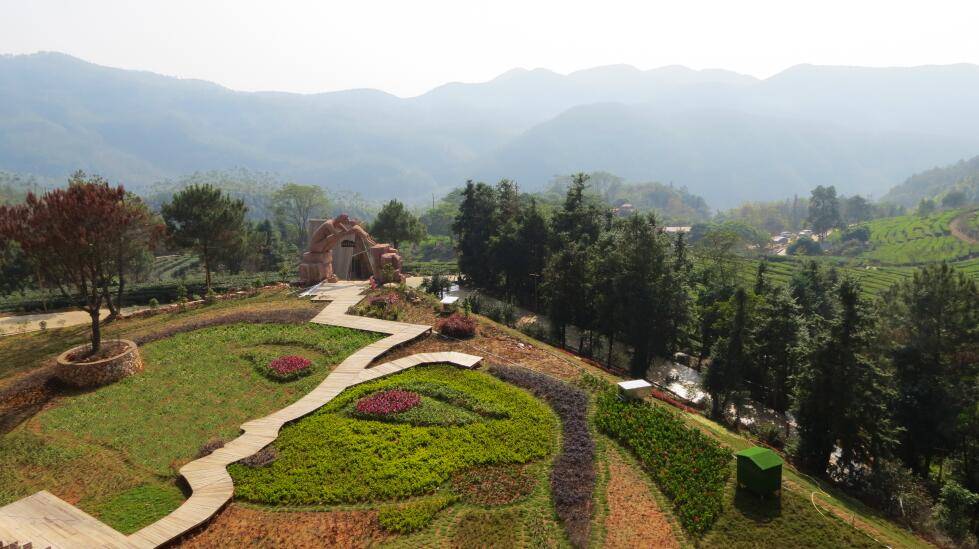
left=883, top=155, right=979, bottom=207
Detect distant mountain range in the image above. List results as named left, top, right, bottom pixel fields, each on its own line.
left=2, top=52, right=979, bottom=208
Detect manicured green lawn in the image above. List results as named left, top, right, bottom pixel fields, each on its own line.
left=0, top=287, right=321, bottom=384
left=701, top=481, right=879, bottom=548
left=230, top=365, right=558, bottom=506
left=0, top=322, right=379, bottom=533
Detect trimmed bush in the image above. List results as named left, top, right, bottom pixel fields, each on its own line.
left=377, top=494, right=456, bottom=533
left=488, top=364, right=594, bottom=548
left=437, top=312, right=476, bottom=338
left=263, top=355, right=313, bottom=381
left=594, top=389, right=731, bottom=535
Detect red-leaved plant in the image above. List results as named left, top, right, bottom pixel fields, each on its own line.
left=436, top=312, right=476, bottom=339
left=265, top=355, right=312, bottom=380
left=355, top=389, right=421, bottom=415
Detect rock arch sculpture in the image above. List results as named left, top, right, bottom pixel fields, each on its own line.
left=299, top=214, right=404, bottom=285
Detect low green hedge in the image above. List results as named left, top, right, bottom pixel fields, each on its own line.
left=0, top=272, right=290, bottom=313
left=377, top=494, right=456, bottom=533
left=594, top=389, right=731, bottom=535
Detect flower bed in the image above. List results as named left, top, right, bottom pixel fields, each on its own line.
left=594, top=389, right=731, bottom=535
left=437, top=312, right=477, bottom=339
left=355, top=389, right=421, bottom=415
left=488, top=364, right=594, bottom=548
left=264, top=355, right=313, bottom=381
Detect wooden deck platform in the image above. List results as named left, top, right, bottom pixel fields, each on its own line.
left=1, top=282, right=482, bottom=548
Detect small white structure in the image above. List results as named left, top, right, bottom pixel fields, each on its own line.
left=440, top=295, right=460, bottom=313
left=618, top=379, right=653, bottom=400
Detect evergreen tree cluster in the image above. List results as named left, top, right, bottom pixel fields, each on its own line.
left=453, top=174, right=691, bottom=379
left=455, top=176, right=978, bottom=539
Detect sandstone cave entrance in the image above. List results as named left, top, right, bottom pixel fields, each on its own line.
left=331, top=236, right=374, bottom=280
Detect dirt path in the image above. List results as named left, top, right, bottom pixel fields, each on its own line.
left=949, top=209, right=979, bottom=245
left=603, top=445, right=679, bottom=548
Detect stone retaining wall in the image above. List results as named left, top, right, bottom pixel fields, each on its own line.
left=55, top=339, right=143, bottom=388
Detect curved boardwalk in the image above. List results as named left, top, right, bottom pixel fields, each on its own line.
left=0, top=282, right=481, bottom=549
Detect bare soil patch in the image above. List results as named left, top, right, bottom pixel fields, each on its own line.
left=604, top=445, right=679, bottom=549
left=177, top=504, right=390, bottom=548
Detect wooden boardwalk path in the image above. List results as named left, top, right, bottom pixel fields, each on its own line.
left=1, top=282, right=481, bottom=548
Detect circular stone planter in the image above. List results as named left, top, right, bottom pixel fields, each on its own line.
left=55, top=339, right=143, bottom=388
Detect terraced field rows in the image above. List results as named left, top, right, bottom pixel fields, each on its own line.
left=733, top=256, right=976, bottom=297
left=853, top=210, right=979, bottom=264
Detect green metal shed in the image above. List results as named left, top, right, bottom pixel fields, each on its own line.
left=735, top=446, right=782, bottom=497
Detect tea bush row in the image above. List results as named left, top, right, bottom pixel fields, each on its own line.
left=594, top=389, right=731, bottom=535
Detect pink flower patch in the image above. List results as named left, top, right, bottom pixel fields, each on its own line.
left=267, top=355, right=312, bottom=377
left=355, top=389, right=421, bottom=415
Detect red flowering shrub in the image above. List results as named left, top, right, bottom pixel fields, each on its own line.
left=264, top=355, right=313, bottom=381
left=355, top=389, right=421, bottom=415
left=436, top=312, right=476, bottom=339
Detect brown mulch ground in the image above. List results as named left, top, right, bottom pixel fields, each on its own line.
left=603, top=445, right=679, bottom=549
left=177, top=504, right=390, bottom=548
left=371, top=295, right=588, bottom=381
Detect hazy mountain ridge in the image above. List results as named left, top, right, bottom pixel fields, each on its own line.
left=2, top=52, right=979, bottom=207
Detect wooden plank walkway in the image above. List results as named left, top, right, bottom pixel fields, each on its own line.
left=0, top=282, right=482, bottom=549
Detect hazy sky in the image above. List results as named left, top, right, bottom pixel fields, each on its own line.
left=2, top=0, right=978, bottom=97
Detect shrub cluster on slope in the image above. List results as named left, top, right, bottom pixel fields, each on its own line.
left=594, top=389, right=731, bottom=535
left=488, top=364, right=595, bottom=548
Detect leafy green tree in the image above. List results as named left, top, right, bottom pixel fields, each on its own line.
left=794, top=277, right=897, bottom=476
left=750, top=284, right=804, bottom=414
left=881, top=263, right=979, bottom=478
left=807, top=185, right=842, bottom=237
left=162, top=184, right=247, bottom=293
left=614, top=215, right=682, bottom=377
left=453, top=181, right=499, bottom=288
left=513, top=198, right=550, bottom=306
left=370, top=199, right=426, bottom=250
left=705, top=288, right=751, bottom=419
left=104, top=193, right=162, bottom=317
left=552, top=173, right=601, bottom=245
left=916, top=198, right=937, bottom=216
left=271, top=183, right=330, bottom=251
left=541, top=237, right=590, bottom=347
left=787, top=236, right=822, bottom=256
left=693, top=227, right=742, bottom=359
left=932, top=481, right=979, bottom=541
left=0, top=240, right=31, bottom=296
left=420, top=200, right=458, bottom=238
left=941, top=190, right=967, bottom=209
left=842, top=195, right=873, bottom=224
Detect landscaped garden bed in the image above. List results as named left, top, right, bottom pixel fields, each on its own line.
left=594, top=387, right=732, bottom=535
left=229, top=365, right=558, bottom=505
left=0, top=320, right=379, bottom=533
